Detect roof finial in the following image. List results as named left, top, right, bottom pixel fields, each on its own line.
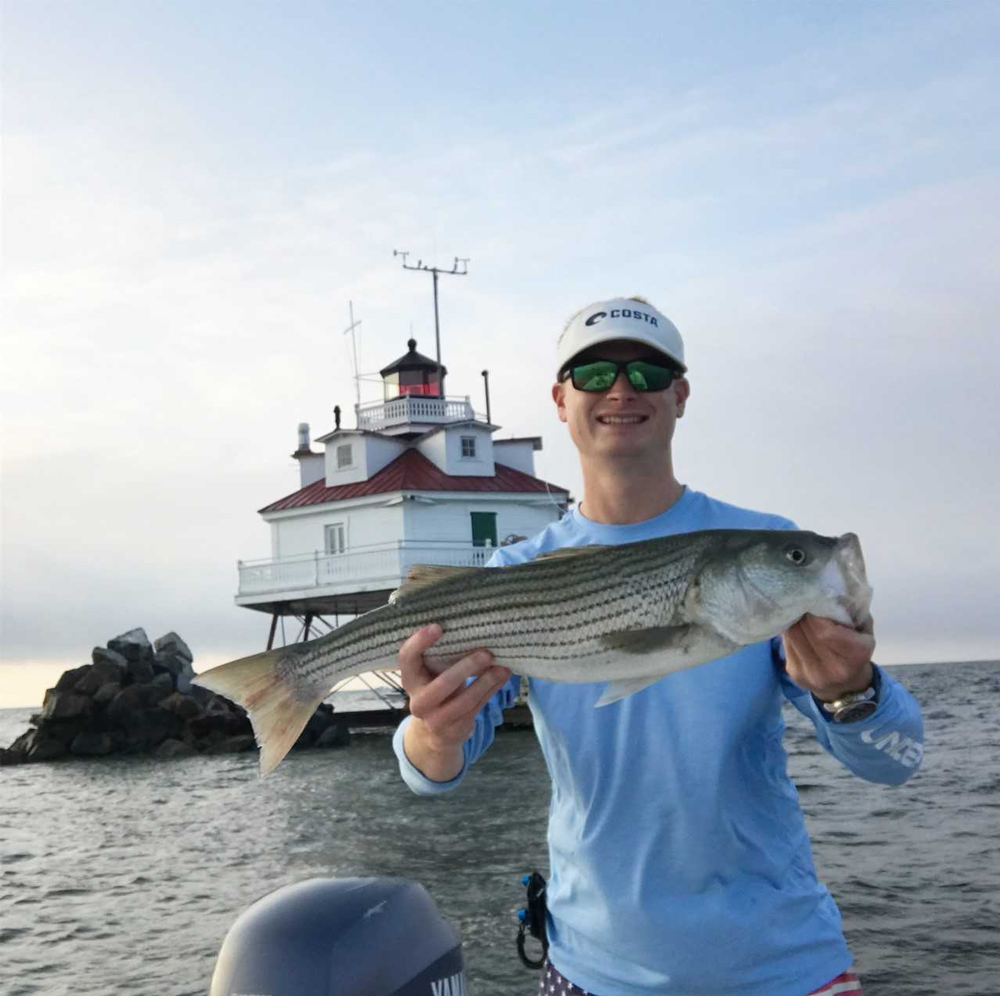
left=407, top=338, right=417, bottom=352
left=334, top=405, right=341, bottom=430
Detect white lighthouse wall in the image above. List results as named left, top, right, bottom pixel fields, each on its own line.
left=416, top=424, right=495, bottom=477
left=267, top=499, right=406, bottom=559
left=415, top=431, right=448, bottom=475
left=365, top=435, right=409, bottom=478
left=492, top=440, right=536, bottom=477
left=404, top=494, right=562, bottom=548
left=297, top=453, right=326, bottom=488
left=323, top=433, right=407, bottom=486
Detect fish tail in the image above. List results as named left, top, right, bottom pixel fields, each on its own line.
left=193, top=648, right=328, bottom=777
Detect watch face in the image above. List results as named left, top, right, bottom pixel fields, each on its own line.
left=834, top=700, right=879, bottom=724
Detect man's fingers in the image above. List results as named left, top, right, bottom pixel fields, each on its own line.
left=398, top=624, right=443, bottom=690
left=803, top=614, right=876, bottom=663
left=784, top=618, right=822, bottom=669
left=408, top=649, right=501, bottom=717
left=436, top=665, right=513, bottom=729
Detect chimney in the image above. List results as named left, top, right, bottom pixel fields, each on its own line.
left=296, top=423, right=311, bottom=454
left=291, top=423, right=315, bottom=457
left=291, top=422, right=324, bottom=488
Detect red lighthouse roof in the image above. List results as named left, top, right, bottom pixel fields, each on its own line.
left=260, top=449, right=569, bottom=513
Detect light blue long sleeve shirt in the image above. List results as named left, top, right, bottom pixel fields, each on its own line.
left=393, top=488, right=924, bottom=996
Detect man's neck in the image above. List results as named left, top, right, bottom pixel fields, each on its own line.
left=577, top=460, right=685, bottom=525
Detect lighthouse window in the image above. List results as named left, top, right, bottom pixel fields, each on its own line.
left=325, top=523, right=346, bottom=555
left=336, top=444, right=353, bottom=469
left=461, top=436, right=477, bottom=459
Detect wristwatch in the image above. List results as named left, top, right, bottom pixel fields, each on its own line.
left=819, top=666, right=881, bottom=724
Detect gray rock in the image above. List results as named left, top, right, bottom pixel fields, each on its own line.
left=131, top=709, right=184, bottom=749
left=126, top=658, right=155, bottom=685
left=55, top=665, right=92, bottom=692
left=315, top=723, right=350, bottom=749
left=8, top=730, right=36, bottom=754
left=41, top=689, right=95, bottom=722
left=93, top=681, right=121, bottom=706
left=159, top=693, right=201, bottom=721
left=294, top=709, right=331, bottom=749
left=105, top=684, right=172, bottom=732
left=92, top=658, right=126, bottom=684
left=70, top=732, right=113, bottom=756
left=42, top=717, right=92, bottom=745
left=153, top=651, right=190, bottom=678
left=92, top=646, right=128, bottom=670
left=151, top=672, right=175, bottom=692
left=0, top=747, right=27, bottom=766
left=72, top=665, right=106, bottom=697
left=187, top=683, right=212, bottom=705
left=154, top=632, right=193, bottom=662
left=203, top=735, right=255, bottom=755
left=188, top=710, right=250, bottom=740
left=25, top=730, right=67, bottom=761
left=176, top=673, right=194, bottom=694
left=108, top=628, right=153, bottom=663
left=155, top=739, right=197, bottom=759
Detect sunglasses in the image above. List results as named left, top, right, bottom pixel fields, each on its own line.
left=560, top=358, right=682, bottom=393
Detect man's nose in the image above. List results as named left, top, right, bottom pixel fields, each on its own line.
left=605, top=370, right=639, bottom=399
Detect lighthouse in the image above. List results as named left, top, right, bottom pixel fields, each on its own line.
left=235, top=336, right=571, bottom=657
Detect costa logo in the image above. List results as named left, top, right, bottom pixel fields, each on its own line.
left=584, top=308, right=659, bottom=327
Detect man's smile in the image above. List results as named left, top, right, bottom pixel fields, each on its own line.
left=596, top=414, right=649, bottom=425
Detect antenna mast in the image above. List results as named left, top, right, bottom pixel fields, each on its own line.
left=392, top=250, right=469, bottom=398
left=342, top=300, right=363, bottom=409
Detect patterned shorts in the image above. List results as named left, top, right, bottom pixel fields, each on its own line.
left=537, top=960, right=863, bottom=995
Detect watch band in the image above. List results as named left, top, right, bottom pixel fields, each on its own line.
left=819, top=665, right=881, bottom=724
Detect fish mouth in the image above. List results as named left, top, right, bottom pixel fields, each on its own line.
left=596, top=414, right=649, bottom=425
left=834, top=533, right=874, bottom=628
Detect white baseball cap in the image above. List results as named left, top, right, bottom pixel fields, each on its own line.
left=556, top=297, right=686, bottom=378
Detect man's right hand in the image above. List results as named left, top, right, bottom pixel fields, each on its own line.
left=399, top=623, right=512, bottom=783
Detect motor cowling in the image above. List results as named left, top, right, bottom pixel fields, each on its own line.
left=209, top=877, right=467, bottom=996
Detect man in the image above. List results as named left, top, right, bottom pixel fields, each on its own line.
left=392, top=297, right=924, bottom=996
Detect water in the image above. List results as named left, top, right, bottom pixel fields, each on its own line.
left=2, top=662, right=998, bottom=996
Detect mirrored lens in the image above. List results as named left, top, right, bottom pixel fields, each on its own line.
left=626, top=361, right=675, bottom=391
left=571, top=361, right=619, bottom=392
left=570, top=359, right=676, bottom=392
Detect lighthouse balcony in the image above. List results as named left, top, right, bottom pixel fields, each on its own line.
left=355, top=394, right=477, bottom=432
left=235, top=540, right=495, bottom=613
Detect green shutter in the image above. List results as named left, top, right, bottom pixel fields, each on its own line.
left=470, top=512, right=498, bottom=548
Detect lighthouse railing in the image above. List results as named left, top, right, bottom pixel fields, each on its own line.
left=355, top=395, right=476, bottom=431
left=237, top=540, right=493, bottom=597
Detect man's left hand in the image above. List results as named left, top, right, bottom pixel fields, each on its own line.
left=782, top=613, right=876, bottom=702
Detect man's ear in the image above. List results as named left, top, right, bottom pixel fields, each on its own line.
left=674, top=377, right=690, bottom=417
left=552, top=381, right=567, bottom=422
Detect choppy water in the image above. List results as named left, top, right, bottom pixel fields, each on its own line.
left=2, top=663, right=998, bottom=996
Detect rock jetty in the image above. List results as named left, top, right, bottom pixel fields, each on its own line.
left=0, top=628, right=349, bottom=766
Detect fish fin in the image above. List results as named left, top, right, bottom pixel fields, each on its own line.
left=390, top=564, right=483, bottom=603
left=596, top=676, right=662, bottom=706
left=598, top=625, right=698, bottom=656
left=193, top=648, right=327, bottom=778
left=531, top=545, right=608, bottom=563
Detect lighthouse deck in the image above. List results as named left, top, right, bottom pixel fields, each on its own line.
left=236, top=538, right=493, bottom=614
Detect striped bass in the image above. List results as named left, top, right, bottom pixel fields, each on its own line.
left=195, top=528, right=872, bottom=776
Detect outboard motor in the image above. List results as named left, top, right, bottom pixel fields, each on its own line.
left=209, top=877, right=467, bottom=996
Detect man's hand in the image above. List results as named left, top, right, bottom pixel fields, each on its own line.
left=399, top=624, right=512, bottom=782
left=782, top=613, right=876, bottom=702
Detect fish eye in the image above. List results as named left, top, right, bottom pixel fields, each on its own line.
left=785, top=546, right=808, bottom=566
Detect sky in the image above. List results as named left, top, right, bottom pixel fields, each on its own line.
left=2, top=1, right=998, bottom=707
